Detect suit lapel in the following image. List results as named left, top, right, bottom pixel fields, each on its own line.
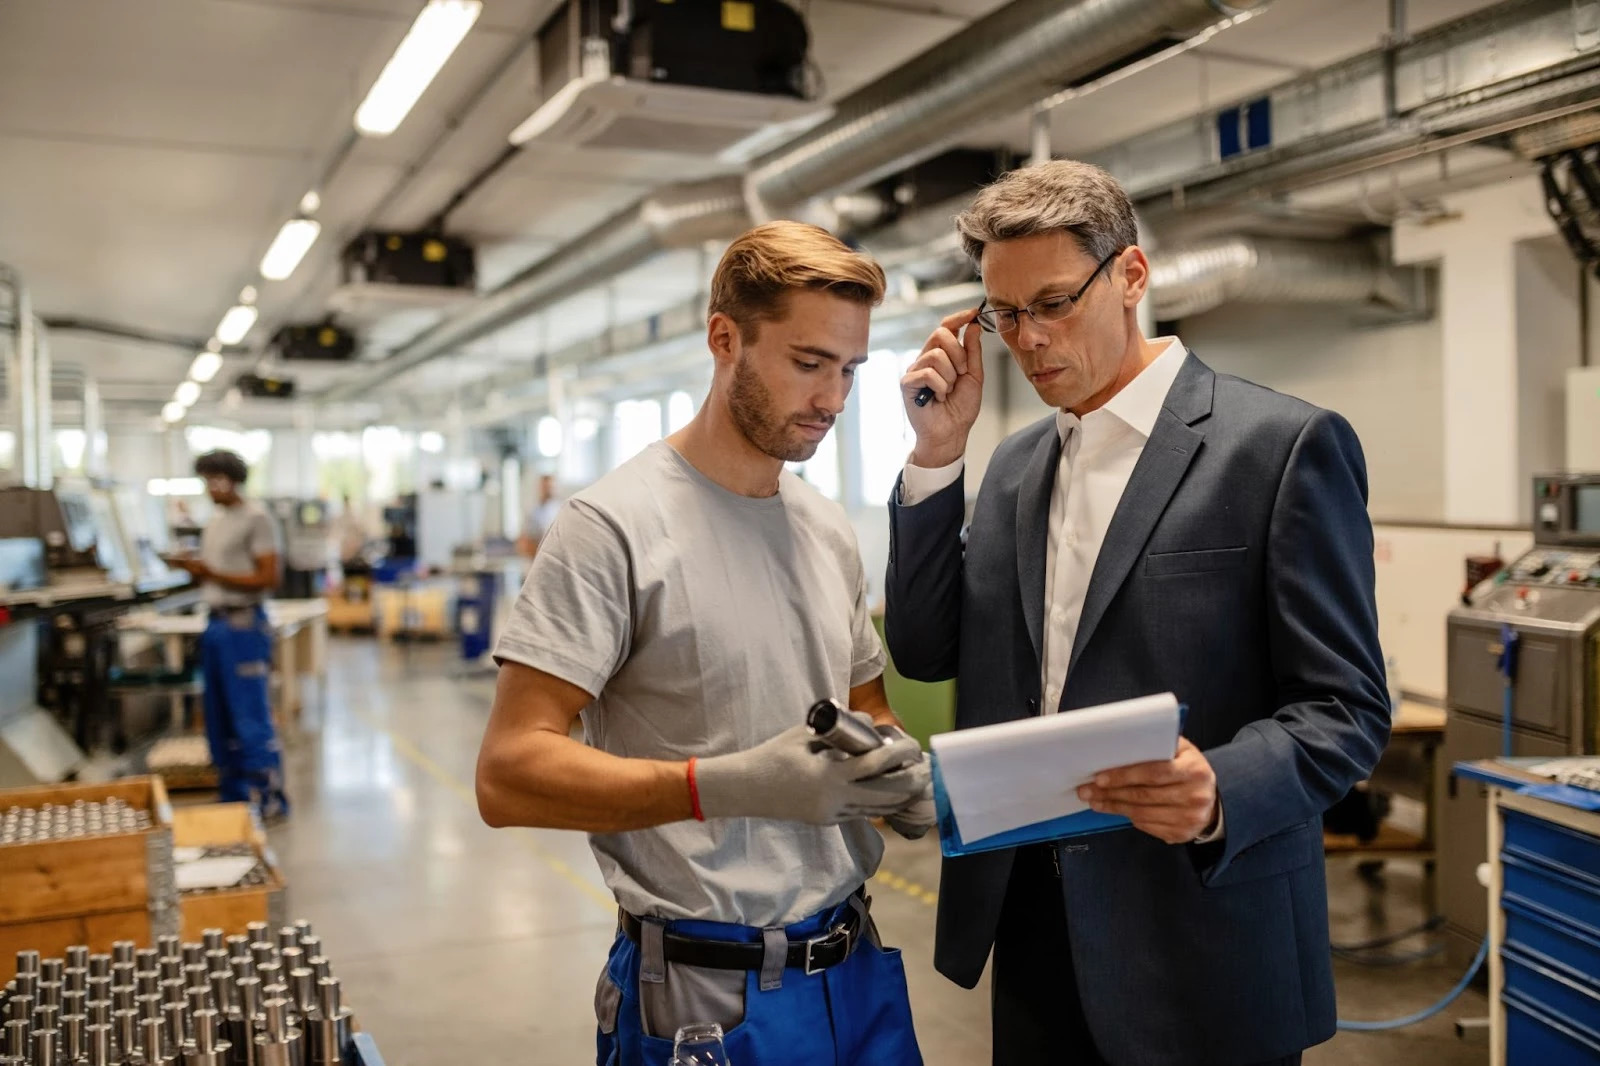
left=1066, top=353, right=1215, bottom=679
left=1015, top=426, right=1062, bottom=673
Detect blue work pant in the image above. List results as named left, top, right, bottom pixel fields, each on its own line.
left=199, top=607, right=287, bottom=816
left=596, top=894, right=922, bottom=1065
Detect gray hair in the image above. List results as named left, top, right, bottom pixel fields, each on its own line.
left=955, top=160, right=1138, bottom=269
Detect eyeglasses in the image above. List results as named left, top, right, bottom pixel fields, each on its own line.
left=975, top=249, right=1123, bottom=334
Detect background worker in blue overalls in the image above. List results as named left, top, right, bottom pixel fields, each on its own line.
left=166, top=450, right=289, bottom=819
left=476, top=222, right=934, bottom=1066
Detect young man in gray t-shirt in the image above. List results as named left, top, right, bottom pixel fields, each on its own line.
left=479, top=222, right=932, bottom=1065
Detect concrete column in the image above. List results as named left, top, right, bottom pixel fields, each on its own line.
left=1393, top=178, right=1566, bottom=525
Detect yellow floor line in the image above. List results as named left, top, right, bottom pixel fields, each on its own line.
left=873, top=868, right=938, bottom=907
left=344, top=706, right=616, bottom=914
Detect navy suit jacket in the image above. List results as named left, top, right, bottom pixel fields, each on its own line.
left=884, top=351, right=1389, bottom=1065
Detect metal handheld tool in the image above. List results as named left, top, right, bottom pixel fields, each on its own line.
left=805, top=699, right=885, bottom=756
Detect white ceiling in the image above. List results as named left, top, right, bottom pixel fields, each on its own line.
left=0, top=0, right=1513, bottom=429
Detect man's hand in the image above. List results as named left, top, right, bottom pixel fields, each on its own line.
left=695, top=725, right=925, bottom=826
left=168, top=557, right=210, bottom=579
left=1077, top=737, right=1218, bottom=845
left=874, top=723, right=935, bottom=840
left=903, top=308, right=985, bottom=470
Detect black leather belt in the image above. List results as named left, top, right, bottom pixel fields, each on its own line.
left=619, top=908, right=862, bottom=976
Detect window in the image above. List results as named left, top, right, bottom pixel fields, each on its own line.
left=855, top=349, right=917, bottom=506
left=536, top=416, right=563, bottom=457
left=667, top=390, right=696, bottom=432
left=611, top=398, right=663, bottom=467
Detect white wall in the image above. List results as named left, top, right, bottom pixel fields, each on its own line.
left=1516, top=238, right=1583, bottom=505
left=1181, top=303, right=1446, bottom=521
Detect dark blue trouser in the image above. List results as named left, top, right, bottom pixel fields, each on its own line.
left=199, top=607, right=287, bottom=817
left=596, top=894, right=922, bottom=1066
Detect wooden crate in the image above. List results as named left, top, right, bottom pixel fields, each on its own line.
left=172, top=804, right=287, bottom=941
left=0, top=777, right=179, bottom=980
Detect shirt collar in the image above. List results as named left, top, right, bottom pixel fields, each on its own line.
left=1055, top=336, right=1186, bottom=444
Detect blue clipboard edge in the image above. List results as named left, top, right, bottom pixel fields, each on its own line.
left=931, top=703, right=1188, bottom=859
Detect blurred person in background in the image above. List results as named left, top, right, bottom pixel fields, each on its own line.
left=516, top=473, right=562, bottom=558
left=477, top=222, right=932, bottom=1066
left=164, top=449, right=290, bottom=819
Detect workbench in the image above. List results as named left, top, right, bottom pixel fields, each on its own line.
left=1323, top=700, right=1447, bottom=860
left=117, top=599, right=329, bottom=729
left=1455, top=759, right=1600, bottom=1064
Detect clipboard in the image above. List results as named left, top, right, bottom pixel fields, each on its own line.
left=930, top=700, right=1187, bottom=859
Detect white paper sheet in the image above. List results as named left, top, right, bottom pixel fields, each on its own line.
left=174, top=856, right=259, bottom=892
left=929, top=693, right=1182, bottom=843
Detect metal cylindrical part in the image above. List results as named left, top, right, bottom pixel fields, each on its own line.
left=7, top=995, right=32, bottom=1025
left=186, top=965, right=211, bottom=994
left=183, top=945, right=204, bottom=970
left=13, top=974, right=36, bottom=1001
left=236, top=979, right=261, bottom=1022
left=111, top=963, right=136, bottom=991
left=307, top=959, right=330, bottom=985
left=164, top=1001, right=188, bottom=1054
left=88, top=1000, right=110, bottom=1029
left=205, top=952, right=231, bottom=978
left=137, top=993, right=163, bottom=1022
left=2, top=1020, right=27, bottom=1058
left=162, top=958, right=183, bottom=984
left=62, top=991, right=85, bottom=1019
left=34, top=1004, right=58, bottom=1034
left=112, top=943, right=135, bottom=967
left=275, top=930, right=297, bottom=956
left=112, top=1009, right=138, bottom=1062
left=37, top=982, right=60, bottom=1009
left=227, top=938, right=251, bottom=962
left=188, top=987, right=211, bottom=1021
left=32, top=1026, right=58, bottom=1066
left=244, top=925, right=268, bottom=947
left=40, top=960, right=63, bottom=985
left=136, top=950, right=160, bottom=976
left=113, top=986, right=135, bottom=1015
left=162, top=979, right=188, bottom=1007
left=63, top=968, right=86, bottom=995
left=288, top=972, right=314, bottom=1020
left=138, top=973, right=160, bottom=999
left=255, top=966, right=281, bottom=998
left=87, top=976, right=112, bottom=1005
left=158, top=937, right=181, bottom=962
left=202, top=932, right=224, bottom=956
left=226, top=1012, right=258, bottom=1066
left=139, top=1014, right=167, bottom=1065
left=291, top=923, right=312, bottom=945
left=86, top=1021, right=111, bottom=1066
left=62, top=1012, right=85, bottom=1062
left=805, top=698, right=886, bottom=755
left=208, top=973, right=234, bottom=1016
left=89, top=954, right=112, bottom=979
left=66, top=948, right=89, bottom=972
left=16, top=952, right=41, bottom=977
left=251, top=945, right=275, bottom=972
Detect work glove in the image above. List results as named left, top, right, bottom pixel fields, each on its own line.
left=696, top=722, right=926, bottom=826
left=875, top=724, right=936, bottom=840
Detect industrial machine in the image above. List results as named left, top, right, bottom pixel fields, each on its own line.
left=268, top=497, right=331, bottom=600
left=1438, top=473, right=1600, bottom=952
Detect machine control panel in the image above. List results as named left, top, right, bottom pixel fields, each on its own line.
left=1505, top=548, right=1600, bottom=589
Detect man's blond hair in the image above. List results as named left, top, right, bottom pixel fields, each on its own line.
left=956, top=160, right=1138, bottom=268
left=709, top=221, right=886, bottom=342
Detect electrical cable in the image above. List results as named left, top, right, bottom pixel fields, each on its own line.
left=1335, top=938, right=1488, bottom=1031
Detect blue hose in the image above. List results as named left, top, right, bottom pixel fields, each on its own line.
left=1335, top=938, right=1489, bottom=1031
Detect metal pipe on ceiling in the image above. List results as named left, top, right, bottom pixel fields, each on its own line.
left=319, top=0, right=1269, bottom=402
left=1148, top=235, right=1423, bottom=319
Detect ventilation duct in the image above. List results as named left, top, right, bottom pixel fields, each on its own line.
left=1149, top=236, right=1424, bottom=320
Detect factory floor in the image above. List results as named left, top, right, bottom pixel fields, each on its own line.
left=267, top=640, right=1490, bottom=1065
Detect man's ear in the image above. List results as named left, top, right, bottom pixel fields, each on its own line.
left=1120, top=246, right=1151, bottom=309
left=707, top=312, right=741, bottom=370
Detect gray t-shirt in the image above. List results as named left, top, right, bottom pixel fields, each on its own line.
left=494, top=441, right=888, bottom=927
left=199, top=501, right=279, bottom=607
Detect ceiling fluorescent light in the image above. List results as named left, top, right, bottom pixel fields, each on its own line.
left=161, top=402, right=186, bottom=424
left=260, top=218, right=321, bottom=281
left=354, top=0, right=481, bottom=137
left=190, top=351, right=224, bottom=384
left=175, top=380, right=202, bottom=407
left=215, top=305, right=258, bottom=346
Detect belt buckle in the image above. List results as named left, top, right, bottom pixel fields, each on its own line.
left=803, top=922, right=850, bottom=977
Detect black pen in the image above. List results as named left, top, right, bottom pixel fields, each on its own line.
left=913, top=386, right=935, bottom=407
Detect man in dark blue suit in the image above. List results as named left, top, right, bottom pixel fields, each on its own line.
left=883, top=161, right=1390, bottom=1065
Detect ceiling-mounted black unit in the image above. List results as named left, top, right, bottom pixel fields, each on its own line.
left=269, top=322, right=358, bottom=362
left=341, top=231, right=476, bottom=292
left=1541, top=144, right=1600, bottom=280
left=540, top=0, right=808, bottom=100
left=235, top=373, right=296, bottom=400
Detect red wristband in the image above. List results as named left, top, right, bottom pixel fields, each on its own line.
left=686, top=757, right=705, bottom=821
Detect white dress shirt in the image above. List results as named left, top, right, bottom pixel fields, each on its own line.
left=900, top=337, right=1224, bottom=841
